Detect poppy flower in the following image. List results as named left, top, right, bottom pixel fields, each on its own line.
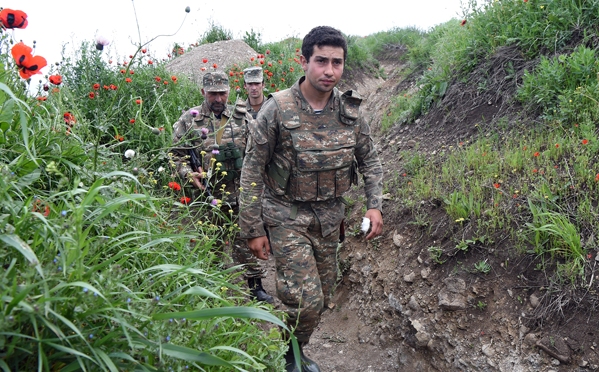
left=0, top=8, right=28, bottom=29
left=120, top=69, right=126, bottom=74
left=11, top=42, right=47, bottom=79
left=148, top=60, right=153, bottom=65
left=155, top=76, right=162, bottom=82
left=129, top=70, right=135, bottom=75
left=168, top=181, right=181, bottom=191
left=493, top=183, right=500, bottom=189
left=125, top=78, right=132, bottom=83
left=163, top=80, right=168, bottom=85
left=115, top=134, right=124, bottom=142
left=110, top=84, right=118, bottom=90
left=460, top=19, right=467, bottom=26
left=180, top=196, right=191, bottom=204
left=89, top=92, right=95, bottom=99
left=36, top=96, right=47, bottom=101
left=266, top=49, right=271, bottom=55
left=171, top=76, right=178, bottom=82
left=142, top=48, right=147, bottom=54
left=582, top=139, right=589, bottom=145
left=63, top=112, right=76, bottom=125
left=212, top=63, right=218, bottom=69
left=93, top=83, right=100, bottom=90
left=49, top=74, right=63, bottom=85
left=202, top=58, right=208, bottom=63
left=595, top=173, right=599, bottom=182
left=533, top=152, right=539, bottom=157
left=129, top=118, right=136, bottom=124
left=136, top=99, right=142, bottom=104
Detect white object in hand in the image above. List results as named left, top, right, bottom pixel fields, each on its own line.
left=361, top=217, right=371, bottom=234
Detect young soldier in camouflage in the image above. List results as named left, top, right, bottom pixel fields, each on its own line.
left=239, top=26, right=384, bottom=371
left=243, top=66, right=267, bottom=119
left=170, top=70, right=273, bottom=304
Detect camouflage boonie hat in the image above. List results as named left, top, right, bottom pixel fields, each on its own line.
left=203, top=71, right=229, bottom=92
left=243, top=66, right=263, bottom=83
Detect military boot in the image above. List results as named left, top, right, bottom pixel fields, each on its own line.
left=284, top=343, right=321, bottom=372
left=248, top=278, right=274, bottom=304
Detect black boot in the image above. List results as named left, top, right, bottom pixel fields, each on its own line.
left=284, top=343, right=321, bottom=372
left=248, top=278, right=274, bottom=304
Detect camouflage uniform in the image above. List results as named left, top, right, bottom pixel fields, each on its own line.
left=170, top=83, right=266, bottom=280
left=239, top=77, right=383, bottom=343
left=245, top=95, right=267, bottom=119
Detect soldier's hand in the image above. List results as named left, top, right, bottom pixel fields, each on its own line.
left=248, top=236, right=270, bottom=260
left=187, top=172, right=205, bottom=190
left=364, top=209, right=383, bottom=240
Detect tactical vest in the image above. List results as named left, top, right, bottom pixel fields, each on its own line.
left=265, top=89, right=361, bottom=202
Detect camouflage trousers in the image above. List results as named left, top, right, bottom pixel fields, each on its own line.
left=267, top=213, right=339, bottom=344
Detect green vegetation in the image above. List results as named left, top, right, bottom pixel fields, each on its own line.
left=3, top=0, right=599, bottom=369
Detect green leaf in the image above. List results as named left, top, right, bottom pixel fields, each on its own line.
left=0, top=234, right=44, bottom=278
left=161, top=343, right=235, bottom=366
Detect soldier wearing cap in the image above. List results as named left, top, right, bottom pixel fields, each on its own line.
left=169, top=70, right=274, bottom=304
left=243, top=66, right=267, bottom=119
left=239, top=26, right=384, bottom=371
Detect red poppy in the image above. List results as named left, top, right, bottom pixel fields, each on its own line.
left=63, top=112, right=76, bottom=125
left=136, top=99, right=142, bottom=104
left=493, top=183, right=500, bottom=189
left=250, top=57, right=255, bottom=62
left=142, top=48, right=147, bottom=54
left=289, top=67, right=295, bottom=72
left=163, top=80, right=169, bottom=85
left=582, top=139, right=589, bottom=145
left=125, top=78, right=132, bottom=83
left=555, top=144, right=559, bottom=148
left=229, top=71, right=234, bottom=76
left=93, top=83, right=100, bottom=90
left=120, top=69, right=126, bottom=74
left=171, top=76, right=178, bottom=82
left=180, top=196, right=191, bottom=204
left=155, top=76, right=162, bottom=82
left=129, top=118, right=136, bottom=124
left=0, top=8, right=28, bottom=29
left=11, top=42, right=47, bottom=79
left=200, top=67, right=206, bottom=71
left=129, top=70, right=134, bottom=75
left=460, top=19, right=467, bottom=26
left=595, top=174, right=599, bottom=182
left=202, top=58, right=208, bottom=63
left=103, top=85, right=109, bottom=90
left=48, top=74, right=62, bottom=85
left=89, top=92, right=95, bottom=99
left=266, top=49, right=271, bottom=55
left=110, top=84, right=118, bottom=90
left=115, top=134, right=124, bottom=142
left=36, top=96, right=47, bottom=101
left=212, top=63, right=218, bottom=69
left=168, top=181, right=181, bottom=191
left=148, top=60, right=153, bottom=65
left=533, top=152, right=539, bottom=157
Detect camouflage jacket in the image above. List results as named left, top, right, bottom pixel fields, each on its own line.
left=245, top=95, right=267, bottom=119
left=239, top=77, right=383, bottom=239
left=170, top=99, right=251, bottom=197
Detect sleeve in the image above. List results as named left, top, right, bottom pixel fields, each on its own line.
left=354, top=115, right=384, bottom=212
left=238, top=99, right=278, bottom=239
left=169, top=112, right=194, bottom=180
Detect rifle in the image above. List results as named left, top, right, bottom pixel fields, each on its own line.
left=189, top=148, right=212, bottom=197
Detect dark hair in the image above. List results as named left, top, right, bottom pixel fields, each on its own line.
left=301, top=26, right=347, bottom=62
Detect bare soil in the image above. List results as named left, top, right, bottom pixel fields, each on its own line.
left=172, top=40, right=599, bottom=372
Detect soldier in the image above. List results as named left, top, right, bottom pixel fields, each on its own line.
left=239, top=26, right=384, bottom=371
left=243, top=66, right=267, bottom=119
left=170, top=70, right=274, bottom=304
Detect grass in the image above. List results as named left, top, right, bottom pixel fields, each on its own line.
left=3, top=0, right=599, bottom=368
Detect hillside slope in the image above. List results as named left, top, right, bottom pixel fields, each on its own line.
left=277, top=48, right=599, bottom=372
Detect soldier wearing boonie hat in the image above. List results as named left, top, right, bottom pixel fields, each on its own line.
left=243, top=66, right=267, bottom=119
left=169, top=69, right=274, bottom=305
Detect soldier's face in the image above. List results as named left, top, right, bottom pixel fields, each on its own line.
left=204, top=90, right=229, bottom=115
left=244, top=82, right=264, bottom=99
left=301, top=45, right=344, bottom=93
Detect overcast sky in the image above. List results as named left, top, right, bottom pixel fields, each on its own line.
left=4, top=0, right=465, bottom=75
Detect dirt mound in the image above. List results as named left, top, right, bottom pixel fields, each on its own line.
left=165, top=39, right=257, bottom=85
